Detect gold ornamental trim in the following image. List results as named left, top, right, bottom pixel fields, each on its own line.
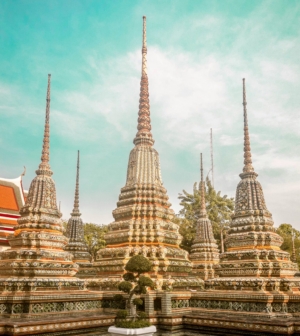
left=107, top=242, right=179, bottom=248
left=227, top=245, right=281, bottom=251
left=14, top=228, right=63, bottom=235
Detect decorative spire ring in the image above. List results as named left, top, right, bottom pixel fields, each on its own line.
left=37, top=74, right=52, bottom=174
left=242, top=78, right=254, bottom=174
left=72, top=150, right=81, bottom=216
left=200, top=153, right=207, bottom=217
left=142, top=15, right=147, bottom=76
left=133, top=16, right=154, bottom=146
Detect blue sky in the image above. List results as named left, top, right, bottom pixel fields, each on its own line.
left=0, top=0, right=300, bottom=228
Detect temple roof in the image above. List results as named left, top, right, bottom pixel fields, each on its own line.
left=0, top=176, right=26, bottom=214
left=0, top=175, right=26, bottom=248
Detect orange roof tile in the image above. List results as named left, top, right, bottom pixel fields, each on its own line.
left=0, top=186, right=19, bottom=211
left=0, top=218, right=17, bottom=226
left=0, top=175, right=25, bottom=247
left=0, top=232, right=9, bottom=237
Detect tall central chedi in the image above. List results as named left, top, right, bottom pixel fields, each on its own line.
left=96, top=17, right=192, bottom=279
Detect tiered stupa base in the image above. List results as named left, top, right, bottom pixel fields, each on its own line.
left=64, top=242, right=96, bottom=279
left=189, top=218, right=220, bottom=280
left=94, top=181, right=202, bottom=289
left=94, top=245, right=203, bottom=291
left=190, top=263, right=218, bottom=280
left=96, top=244, right=192, bottom=276
left=76, top=262, right=97, bottom=278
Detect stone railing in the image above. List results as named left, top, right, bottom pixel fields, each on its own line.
left=0, top=294, right=124, bottom=319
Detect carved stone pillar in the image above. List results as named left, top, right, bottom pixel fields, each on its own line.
left=161, top=292, right=172, bottom=316
left=145, top=292, right=154, bottom=315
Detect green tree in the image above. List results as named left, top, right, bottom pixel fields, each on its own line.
left=113, top=255, right=154, bottom=328
left=177, top=178, right=234, bottom=252
left=83, top=223, right=108, bottom=261
left=61, top=219, right=68, bottom=231
left=277, top=223, right=300, bottom=268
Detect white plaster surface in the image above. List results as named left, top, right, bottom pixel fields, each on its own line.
left=108, top=325, right=156, bottom=336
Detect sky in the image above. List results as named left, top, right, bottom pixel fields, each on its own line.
left=0, top=0, right=299, bottom=229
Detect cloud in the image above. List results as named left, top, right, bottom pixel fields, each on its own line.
left=55, top=33, right=300, bottom=227
left=1, top=1, right=300, bottom=228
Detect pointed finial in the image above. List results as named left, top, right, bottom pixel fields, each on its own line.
left=242, top=78, right=254, bottom=174
left=37, top=74, right=52, bottom=174
left=133, top=16, right=154, bottom=147
left=71, top=150, right=81, bottom=216
left=200, top=153, right=207, bottom=216
left=142, top=16, right=147, bottom=76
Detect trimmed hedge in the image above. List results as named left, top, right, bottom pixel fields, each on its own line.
left=115, top=320, right=151, bottom=329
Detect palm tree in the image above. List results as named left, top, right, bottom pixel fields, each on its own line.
left=177, top=178, right=234, bottom=253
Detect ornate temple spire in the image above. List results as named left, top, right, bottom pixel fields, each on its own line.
left=23, top=75, right=59, bottom=213
left=242, top=78, right=255, bottom=174
left=216, top=78, right=298, bottom=279
left=95, top=17, right=195, bottom=283
left=189, top=153, right=219, bottom=280
left=133, top=16, right=154, bottom=147
left=72, top=150, right=81, bottom=216
left=124, top=16, right=162, bottom=186
left=65, top=151, right=92, bottom=273
left=199, top=153, right=207, bottom=217
left=1, top=74, right=81, bottom=283
left=37, top=74, right=52, bottom=175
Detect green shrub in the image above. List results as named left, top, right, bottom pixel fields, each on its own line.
left=116, top=310, right=128, bottom=319
left=113, top=294, right=124, bottom=302
left=125, top=255, right=152, bottom=274
left=138, top=312, right=148, bottom=319
left=133, top=298, right=143, bottom=306
left=115, top=320, right=151, bottom=329
left=113, top=255, right=153, bottom=328
left=118, top=281, right=133, bottom=294
left=140, top=286, right=147, bottom=294
left=138, top=276, right=154, bottom=287
left=123, top=272, right=136, bottom=282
